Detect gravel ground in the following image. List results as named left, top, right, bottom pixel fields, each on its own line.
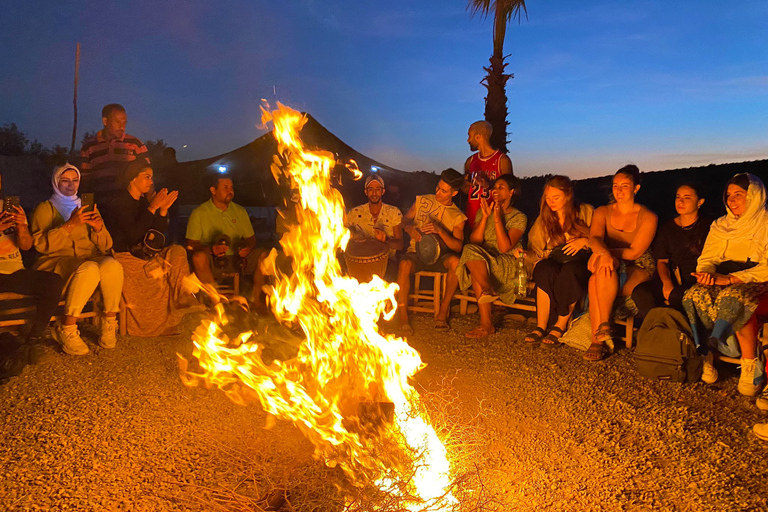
left=2, top=310, right=768, bottom=511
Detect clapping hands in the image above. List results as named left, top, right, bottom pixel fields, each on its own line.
left=149, top=188, right=178, bottom=215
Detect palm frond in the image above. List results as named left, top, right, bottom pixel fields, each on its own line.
left=467, top=0, right=528, bottom=23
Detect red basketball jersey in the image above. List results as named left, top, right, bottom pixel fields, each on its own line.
left=465, top=150, right=504, bottom=229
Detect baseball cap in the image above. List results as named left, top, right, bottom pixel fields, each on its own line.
left=365, top=174, right=385, bottom=188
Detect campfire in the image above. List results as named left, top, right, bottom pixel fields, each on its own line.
left=179, top=103, right=456, bottom=510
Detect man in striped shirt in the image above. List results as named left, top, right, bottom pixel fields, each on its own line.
left=80, top=104, right=149, bottom=199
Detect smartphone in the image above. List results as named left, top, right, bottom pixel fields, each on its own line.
left=3, top=196, right=20, bottom=212
left=81, top=193, right=94, bottom=213
left=2, top=196, right=19, bottom=235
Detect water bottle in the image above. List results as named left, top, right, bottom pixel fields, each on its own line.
left=515, top=253, right=527, bottom=297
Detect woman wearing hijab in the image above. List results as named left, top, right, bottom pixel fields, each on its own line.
left=102, top=158, right=200, bottom=337
left=31, top=164, right=123, bottom=355
left=683, top=173, right=768, bottom=396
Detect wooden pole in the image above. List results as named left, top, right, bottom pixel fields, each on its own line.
left=70, top=42, right=81, bottom=155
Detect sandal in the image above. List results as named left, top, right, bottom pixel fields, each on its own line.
left=524, top=326, right=545, bottom=344
left=584, top=322, right=612, bottom=361
left=541, top=326, right=565, bottom=347
left=477, top=290, right=499, bottom=305
left=433, top=319, right=449, bottom=332
left=594, top=322, right=613, bottom=344
left=465, top=326, right=495, bottom=339
left=399, top=324, right=414, bottom=337
left=583, top=342, right=607, bottom=361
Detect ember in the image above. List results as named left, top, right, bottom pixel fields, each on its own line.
left=179, top=102, right=456, bottom=510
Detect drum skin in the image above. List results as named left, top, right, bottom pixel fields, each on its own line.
left=415, top=233, right=447, bottom=265
left=344, top=239, right=389, bottom=282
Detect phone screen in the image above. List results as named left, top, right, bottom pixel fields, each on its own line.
left=81, top=193, right=94, bottom=212
left=4, top=196, right=20, bottom=212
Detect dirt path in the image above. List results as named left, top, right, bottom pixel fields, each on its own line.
left=1, top=312, right=767, bottom=511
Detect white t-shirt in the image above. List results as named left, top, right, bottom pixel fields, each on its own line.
left=0, top=230, right=24, bottom=274
left=347, top=202, right=403, bottom=256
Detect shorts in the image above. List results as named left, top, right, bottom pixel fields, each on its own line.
left=401, top=251, right=456, bottom=273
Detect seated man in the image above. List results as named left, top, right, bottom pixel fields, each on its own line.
left=396, top=168, right=467, bottom=335
left=346, top=174, right=403, bottom=280
left=186, top=175, right=266, bottom=305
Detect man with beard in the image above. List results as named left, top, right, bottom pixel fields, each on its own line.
left=80, top=104, right=149, bottom=200
left=463, top=120, right=513, bottom=230
left=186, top=175, right=267, bottom=306
left=346, top=174, right=403, bottom=279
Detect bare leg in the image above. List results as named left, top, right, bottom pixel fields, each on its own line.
left=436, top=255, right=460, bottom=323
left=192, top=250, right=215, bottom=284
left=553, top=302, right=577, bottom=332
left=621, top=267, right=651, bottom=298
left=591, top=268, right=618, bottom=336
left=396, top=258, right=415, bottom=326
left=588, top=275, right=600, bottom=337
left=536, top=286, right=551, bottom=331
left=466, top=260, right=495, bottom=336
left=465, top=260, right=491, bottom=295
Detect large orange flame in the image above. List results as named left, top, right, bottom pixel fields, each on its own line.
left=181, top=103, right=456, bottom=510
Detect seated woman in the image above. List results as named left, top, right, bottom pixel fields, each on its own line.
left=103, top=158, right=199, bottom=337
left=586, top=165, right=658, bottom=361
left=525, top=175, right=593, bottom=346
left=632, top=182, right=710, bottom=320
left=454, top=175, right=526, bottom=339
left=31, top=164, right=123, bottom=355
left=683, top=173, right=768, bottom=396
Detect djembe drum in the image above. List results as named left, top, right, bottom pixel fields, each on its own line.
left=416, top=233, right=449, bottom=265
left=344, top=239, right=389, bottom=282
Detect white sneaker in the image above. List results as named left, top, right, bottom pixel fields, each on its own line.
left=754, top=423, right=768, bottom=441
left=738, top=358, right=760, bottom=397
left=701, top=352, right=718, bottom=384
left=52, top=322, right=89, bottom=356
left=99, top=317, right=118, bottom=349
left=756, top=387, right=768, bottom=411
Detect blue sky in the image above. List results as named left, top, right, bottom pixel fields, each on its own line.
left=1, top=0, right=766, bottom=178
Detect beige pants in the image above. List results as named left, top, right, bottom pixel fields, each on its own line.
left=65, top=257, right=124, bottom=317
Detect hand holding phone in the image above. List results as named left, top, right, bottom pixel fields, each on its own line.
left=80, top=193, right=94, bottom=213
left=2, top=197, right=21, bottom=234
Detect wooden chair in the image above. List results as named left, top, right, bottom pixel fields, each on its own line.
left=614, top=315, right=637, bottom=349
left=455, top=281, right=537, bottom=316
left=407, top=271, right=445, bottom=317
left=217, top=272, right=241, bottom=298
left=0, top=291, right=101, bottom=333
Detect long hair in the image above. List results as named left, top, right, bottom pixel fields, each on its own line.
left=538, top=175, right=589, bottom=246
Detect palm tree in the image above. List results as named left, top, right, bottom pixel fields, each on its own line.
left=468, top=0, right=528, bottom=153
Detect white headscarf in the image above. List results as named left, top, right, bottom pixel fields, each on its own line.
left=708, top=173, right=768, bottom=243
left=50, top=164, right=82, bottom=220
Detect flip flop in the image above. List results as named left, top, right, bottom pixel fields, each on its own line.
left=433, top=319, right=449, bottom=332
left=465, top=326, right=495, bottom=339
left=399, top=324, right=414, bottom=337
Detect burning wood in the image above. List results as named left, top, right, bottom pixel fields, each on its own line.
left=178, top=103, right=456, bottom=510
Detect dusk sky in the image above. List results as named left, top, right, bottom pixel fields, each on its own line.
left=1, top=0, right=766, bottom=178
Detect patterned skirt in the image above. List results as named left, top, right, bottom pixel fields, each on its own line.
left=114, top=246, right=203, bottom=337
left=456, top=244, right=519, bottom=305
left=682, top=282, right=768, bottom=349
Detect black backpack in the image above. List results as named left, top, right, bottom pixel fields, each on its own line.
left=635, top=307, right=703, bottom=383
